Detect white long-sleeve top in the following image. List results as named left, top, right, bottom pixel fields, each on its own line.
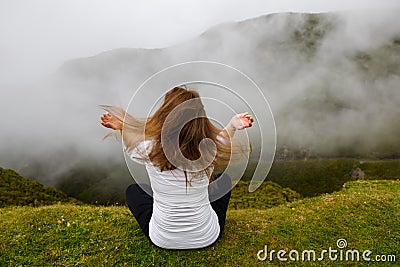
left=126, top=140, right=220, bottom=249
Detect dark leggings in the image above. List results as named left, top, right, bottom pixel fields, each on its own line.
left=125, top=173, right=232, bottom=243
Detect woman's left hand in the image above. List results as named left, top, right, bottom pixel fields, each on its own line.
left=230, top=112, right=254, bottom=130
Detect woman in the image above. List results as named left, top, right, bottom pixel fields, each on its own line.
left=100, top=87, right=253, bottom=249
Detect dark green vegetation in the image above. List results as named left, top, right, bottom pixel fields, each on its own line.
left=229, top=181, right=301, bottom=209
left=0, top=167, right=79, bottom=208
left=1, top=180, right=398, bottom=266
left=266, top=159, right=358, bottom=197
left=360, top=160, right=400, bottom=180
left=9, top=158, right=398, bottom=207
left=244, top=158, right=400, bottom=197
left=55, top=161, right=130, bottom=205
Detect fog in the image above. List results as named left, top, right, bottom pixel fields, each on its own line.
left=1, top=0, right=399, bottom=83
left=1, top=4, right=400, bottom=195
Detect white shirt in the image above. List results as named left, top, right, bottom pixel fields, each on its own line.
left=126, top=140, right=220, bottom=249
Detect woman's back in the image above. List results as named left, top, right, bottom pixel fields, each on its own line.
left=129, top=140, right=220, bottom=249
left=147, top=165, right=220, bottom=249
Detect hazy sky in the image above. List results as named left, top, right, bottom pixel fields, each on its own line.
left=1, top=0, right=400, bottom=83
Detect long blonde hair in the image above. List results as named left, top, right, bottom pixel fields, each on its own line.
left=101, top=86, right=248, bottom=181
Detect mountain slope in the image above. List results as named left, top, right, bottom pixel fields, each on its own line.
left=0, top=167, right=79, bottom=207
left=53, top=11, right=400, bottom=158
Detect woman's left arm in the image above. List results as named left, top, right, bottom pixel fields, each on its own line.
left=223, top=112, right=253, bottom=138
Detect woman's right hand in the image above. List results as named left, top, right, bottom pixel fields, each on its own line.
left=100, top=112, right=123, bottom=130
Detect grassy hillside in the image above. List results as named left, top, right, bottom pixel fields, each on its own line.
left=244, top=159, right=400, bottom=197
left=1, top=180, right=398, bottom=266
left=0, top=167, right=79, bottom=207
left=360, top=160, right=400, bottom=180
left=243, top=158, right=359, bottom=197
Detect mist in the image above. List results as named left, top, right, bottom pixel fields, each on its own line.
left=1, top=8, right=400, bottom=199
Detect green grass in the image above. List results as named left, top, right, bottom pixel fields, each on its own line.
left=1, top=180, right=399, bottom=266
